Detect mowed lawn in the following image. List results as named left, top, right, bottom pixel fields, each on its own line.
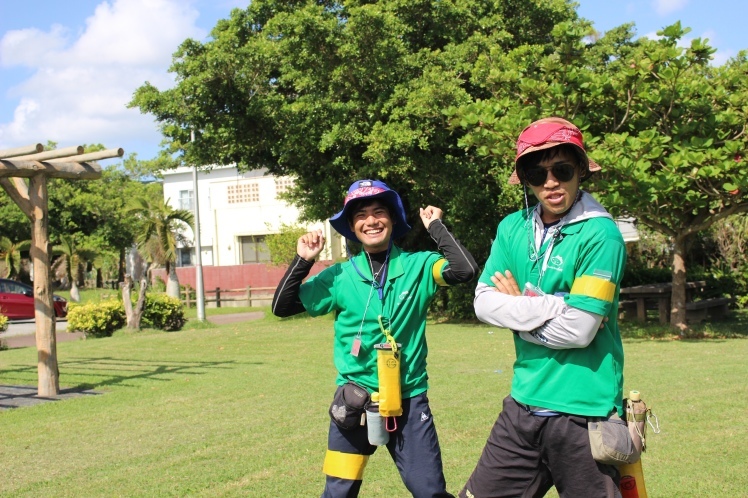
left=1, top=312, right=747, bottom=497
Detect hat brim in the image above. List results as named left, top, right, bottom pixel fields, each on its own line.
left=329, top=190, right=411, bottom=242
left=509, top=142, right=601, bottom=185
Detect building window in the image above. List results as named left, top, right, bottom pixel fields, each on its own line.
left=227, top=182, right=259, bottom=204
left=178, top=190, right=194, bottom=211
left=177, top=247, right=194, bottom=267
left=274, top=177, right=294, bottom=196
left=240, top=235, right=270, bottom=263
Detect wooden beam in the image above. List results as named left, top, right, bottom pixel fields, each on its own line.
left=0, top=143, right=43, bottom=158
left=53, top=148, right=124, bottom=163
left=0, top=159, right=102, bottom=179
left=11, top=146, right=84, bottom=161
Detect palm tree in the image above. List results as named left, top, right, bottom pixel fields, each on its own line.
left=0, top=237, right=31, bottom=280
left=127, top=197, right=194, bottom=298
left=54, top=235, right=98, bottom=302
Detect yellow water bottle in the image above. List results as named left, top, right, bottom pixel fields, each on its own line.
left=374, top=342, right=402, bottom=418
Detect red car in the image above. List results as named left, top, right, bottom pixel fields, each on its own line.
left=0, top=279, right=68, bottom=320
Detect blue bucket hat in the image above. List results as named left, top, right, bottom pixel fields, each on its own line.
left=329, top=179, right=411, bottom=242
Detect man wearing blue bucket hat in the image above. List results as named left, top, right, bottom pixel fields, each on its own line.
left=273, top=179, right=478, bottom=497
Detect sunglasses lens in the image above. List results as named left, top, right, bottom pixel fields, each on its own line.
left=523, top=163, right=575, bottom=186
left=524, top=168, right=547, bottom=186
left=554, top=163, right=575, bottom=182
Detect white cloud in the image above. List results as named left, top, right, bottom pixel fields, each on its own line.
left=0, top=0, right=206, bottom=156
left=654, top=0, right=688, bottom=16
left=0, top=25, right=70, bottom=67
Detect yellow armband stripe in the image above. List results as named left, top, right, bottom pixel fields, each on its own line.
left=432, top=258, right=449, bottom=287
left=570, top=275, right=616, bottom=303
left=322, top=450, right=369, bottom=480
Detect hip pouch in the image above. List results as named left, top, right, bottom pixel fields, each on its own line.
left=588, top=410, right=639, bottom=465
left=329, top=381, right=370, bottom=430
left=375, top=343, right=402, bottom=417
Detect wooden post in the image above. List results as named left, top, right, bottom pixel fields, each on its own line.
left=28, top=173, right=59, bottom=396
left=246, top=286, right=252, bottom=307
left=0, top=143, right=116, bottom=397
left=215, top=287, right=221, bottom=308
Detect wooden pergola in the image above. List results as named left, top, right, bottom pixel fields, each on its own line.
left=0, top=143, right=123, bottom=397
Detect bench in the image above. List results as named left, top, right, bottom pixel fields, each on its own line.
left=618, top=300, right=638, bottom=321
left=685, top=297, right=733, bottom=323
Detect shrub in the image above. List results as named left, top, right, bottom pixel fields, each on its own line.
left=67, top=300, right=125, bottom=338
left=141, top=294, right=186, bottom=331
left=152, top=275, right=166, bottom=292
left=0, top=313, right=8, bottom=332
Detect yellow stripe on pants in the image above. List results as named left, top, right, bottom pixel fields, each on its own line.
left=323, top=450, right=369, bottom=480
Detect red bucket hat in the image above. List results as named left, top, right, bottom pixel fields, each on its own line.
left=508, top=117, right=601, bottom=185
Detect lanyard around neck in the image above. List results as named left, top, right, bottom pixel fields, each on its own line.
left=349, top=242, right=391, bottom=301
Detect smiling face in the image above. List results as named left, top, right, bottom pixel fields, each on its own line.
left=348, top=199, right=395, bottom=253
left=522, top=148, right=583, bottom=224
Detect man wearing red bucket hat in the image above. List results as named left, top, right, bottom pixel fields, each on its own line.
left=461, top=118, right=628, bottom=497
left=272, top=179, right=478, bottom=497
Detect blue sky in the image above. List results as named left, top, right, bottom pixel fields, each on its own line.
left=1, top=0, right=746, bottom=163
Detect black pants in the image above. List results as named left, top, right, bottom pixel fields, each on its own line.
left=460, top=396, right=621, bottom=498
left=322, top=391, right=454, bottom=498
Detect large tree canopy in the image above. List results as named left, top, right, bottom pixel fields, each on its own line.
left=131, top=1, right=748, bottom=325
left=130, top=0, right=578, bottom=261
left=451, top=22, right=748, bottom=328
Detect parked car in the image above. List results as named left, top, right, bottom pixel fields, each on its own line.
left=0, top=279, right=68, bottom=320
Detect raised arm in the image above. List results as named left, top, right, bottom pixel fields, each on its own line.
left=271, top=230, right=325, bottom=317
left=420, top=205, right=479, bottom=284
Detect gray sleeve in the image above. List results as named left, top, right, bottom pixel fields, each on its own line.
left=474, top=282, right=566, bottom=331
left=518, top=306, right=604, bottom=349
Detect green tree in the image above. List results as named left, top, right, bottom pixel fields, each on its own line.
left=0, top=197, right=29, bottom=246
left=126, top=197, right=194, bottom=298
left=130, top=0, right=580, bottom=270
left=53, top=235, right=98, bottom=301
left=265, top=222, right=309, bottom=266
left=451, top=22, right=748, bottom=329
left=47, top=152, right=163, bottom=284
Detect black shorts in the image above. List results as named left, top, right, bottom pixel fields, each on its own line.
left=460, top=396, right=621, bottom=498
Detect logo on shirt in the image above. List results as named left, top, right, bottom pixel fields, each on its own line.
left=398, top=291, right=411, bottom=302
left=547, top=255, right=564, bottom=272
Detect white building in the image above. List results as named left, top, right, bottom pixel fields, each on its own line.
left=161, top=165, right=344, bottom=267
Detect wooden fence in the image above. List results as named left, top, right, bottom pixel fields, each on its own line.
left=180, top=286, right=276, bottom=308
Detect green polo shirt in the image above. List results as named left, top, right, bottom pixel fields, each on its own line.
left=299, top=246, right=445, bottom=397
left=480, top=208, right=627, bottom=417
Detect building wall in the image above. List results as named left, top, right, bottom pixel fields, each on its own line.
left=161, top=165, right=344, bottom=267
left=151, top=261, right=332, bottom=292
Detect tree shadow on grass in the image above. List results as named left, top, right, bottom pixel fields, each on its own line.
left=0, top=357, right=263, bottom=410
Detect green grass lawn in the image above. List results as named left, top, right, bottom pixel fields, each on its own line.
left=1, top=311, right=747, bottom=497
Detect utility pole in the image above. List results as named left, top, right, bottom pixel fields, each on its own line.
left=191, top=130, right=206, bottom=321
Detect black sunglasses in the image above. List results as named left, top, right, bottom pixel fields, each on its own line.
left=522, top=162, right=577, bottom=187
